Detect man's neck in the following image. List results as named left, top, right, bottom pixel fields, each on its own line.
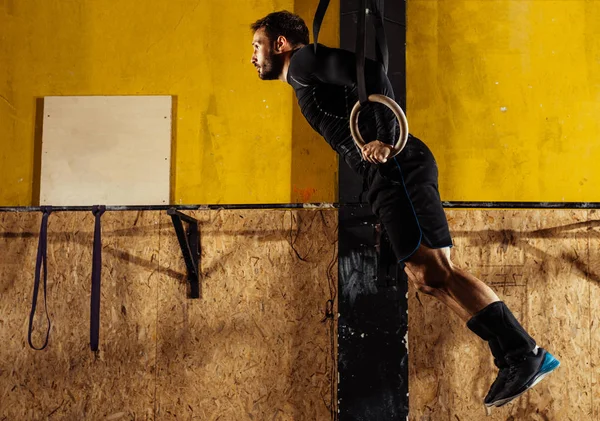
left=279, top=44, right=305, bottom=82
left=280, top=55, right=291, bottom=82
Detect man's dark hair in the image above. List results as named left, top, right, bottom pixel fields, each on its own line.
left=251, top=11, right=310, bottom=47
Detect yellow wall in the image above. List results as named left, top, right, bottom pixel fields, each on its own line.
left=408, top=0, right=600, bottom=202
left=0, top=0, right=338, bottom=206
left=9, top=0, right=595, bottom=205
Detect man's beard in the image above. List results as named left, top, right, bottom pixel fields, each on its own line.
left=259, top=52, right=285, bottom=80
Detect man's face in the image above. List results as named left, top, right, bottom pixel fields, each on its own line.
left=251, top=28, right=284, bottom=80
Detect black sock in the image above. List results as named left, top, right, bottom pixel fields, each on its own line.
left=466, top=309, right=506, bottom=366
left=467, top=301, right=536, bottom=359
left=488, top=338, right=507, bottom=368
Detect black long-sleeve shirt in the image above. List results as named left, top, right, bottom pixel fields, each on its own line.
left=287, top=43, right=398, bottom=175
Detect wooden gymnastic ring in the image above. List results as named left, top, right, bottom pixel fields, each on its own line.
left=349, top=94, right=409, bottom=159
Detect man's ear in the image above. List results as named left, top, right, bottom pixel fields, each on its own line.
left=273, top=35, right=287, bottom=53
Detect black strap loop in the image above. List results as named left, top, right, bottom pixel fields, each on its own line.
left=314, top=0, right=389, bottom=106
left=28, top=206, right=53, bottom=350
left=90, top=205, right=105, bottom=351
left=357, top=0, right=389, bottom=106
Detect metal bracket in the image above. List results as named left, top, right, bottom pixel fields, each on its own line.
left=167, top=208, right=200, bottom=298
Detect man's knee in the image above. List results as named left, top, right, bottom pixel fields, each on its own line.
left=405, top=246, right=454, bottom=294
left=408, top=264, right=452, bottom=293
left=412, top=279, right=441, bottom=296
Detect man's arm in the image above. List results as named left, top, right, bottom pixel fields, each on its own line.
left=290, top=44, right=394, bottom=93
left=289, top=44, right=398, bottom=146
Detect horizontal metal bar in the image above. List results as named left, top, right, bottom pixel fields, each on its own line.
left=0, top=202, right=599, bottom=213
left=441, top=201, right=600, bottom=209
left=0, top=203, right=342, bottom=212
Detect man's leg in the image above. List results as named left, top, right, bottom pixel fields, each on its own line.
left=407, top=275, right=471, bottom=321
left=404, top=245, right=499, bottom=317
left=404, top=244, right=559, bottom=407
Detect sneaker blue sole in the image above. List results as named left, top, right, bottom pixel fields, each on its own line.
left=493, top=351, right=560, bottom=407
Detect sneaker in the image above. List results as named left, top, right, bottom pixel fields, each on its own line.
left=490, top=347, right=560, bottom=407
left=484, top=359, right=510, bottom=407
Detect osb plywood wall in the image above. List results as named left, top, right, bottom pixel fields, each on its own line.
left=2, top=209, right=597, bottom=420
left=0, top=210, right=338, bottom=420
left=410, top=209, right=599, bottom=420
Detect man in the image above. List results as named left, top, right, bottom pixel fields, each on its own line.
left=249, top=11, right=559, bottom=408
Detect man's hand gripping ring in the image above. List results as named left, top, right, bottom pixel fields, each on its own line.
left=349, top=94, right=409, bottom=159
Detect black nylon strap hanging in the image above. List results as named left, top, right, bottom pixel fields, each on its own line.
left=356, top=0, right=369, bottom=105
left=313, top=0, right=331, bottom=53
left=28, top=206, right=53, bottom=350
left=90, top=205, right=105, bottom=351
left=357, top=0, right=390, bottom=106
left=314, top=0, right=389, bottom=105
left=369, top=0, right=389, bottom=73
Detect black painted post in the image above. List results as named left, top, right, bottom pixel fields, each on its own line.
left=338, top=1, right=409, bottom=419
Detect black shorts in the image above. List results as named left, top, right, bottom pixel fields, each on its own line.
left=365, top=135, right=453, bottom=262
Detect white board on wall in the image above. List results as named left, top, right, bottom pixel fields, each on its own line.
left=40, top=96, right=172, bottom=206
